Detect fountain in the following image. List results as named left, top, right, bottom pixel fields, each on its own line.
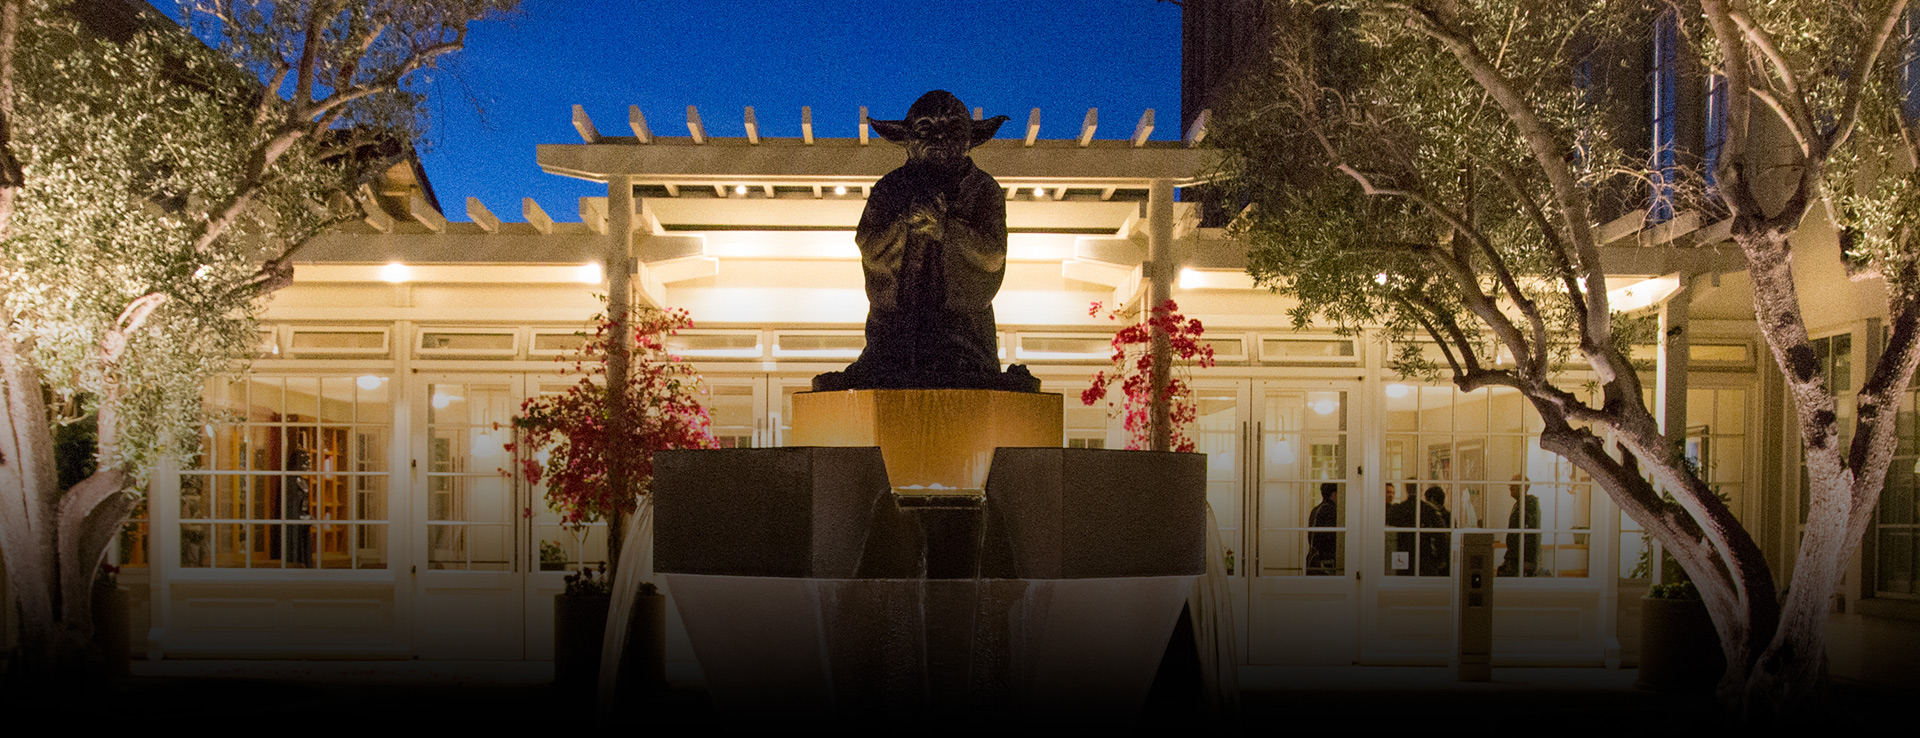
left=635, top=91, right=1207, bottom=720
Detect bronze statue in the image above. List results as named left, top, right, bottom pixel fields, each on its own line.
left=814, top=90, right=1039, bottom=392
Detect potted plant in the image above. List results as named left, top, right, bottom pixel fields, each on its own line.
left=91, top=563, right=129, bottom=677
left=506, top=302, right=715, bottom=690
left=1635, top=552, right=1724, bottom=693
left=552, top=564, right=613, bottom=688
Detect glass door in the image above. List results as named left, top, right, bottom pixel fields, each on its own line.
left=411, top=374, right=528, bottom=659
left=1248, top=382, right=1361, bottom=664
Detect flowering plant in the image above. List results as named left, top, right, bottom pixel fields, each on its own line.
left=505, top=303, right=717, bottom=529
left=1081, top=299, right=1216, bottom=453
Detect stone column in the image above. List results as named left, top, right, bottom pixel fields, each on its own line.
left=1147, top=179, right=1176, bottom=452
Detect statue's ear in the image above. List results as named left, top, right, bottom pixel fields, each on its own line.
left=870, top=119, right=911, bottom=144
left=970, top=115, right=1009, bottom=148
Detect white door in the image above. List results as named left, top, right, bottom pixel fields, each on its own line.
left=411, top=375, right=529, bottom=659
left=1247, top=381, right=1362, bottom=664
left=1193, top=379, right=1364, bottom=666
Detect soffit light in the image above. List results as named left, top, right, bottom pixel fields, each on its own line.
left=575, top=262, right=604, bottom=284
left=379, top=262, right=411, bottom=283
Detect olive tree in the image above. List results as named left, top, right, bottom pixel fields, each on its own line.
left=1212, top=0, right=1917, bottom=717
left=0, top=0, right=514, bottom=677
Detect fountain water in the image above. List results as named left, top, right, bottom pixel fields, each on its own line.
left=595, top=496, right=655, bottom=714
left=647, top=426, right=1206, bottom=720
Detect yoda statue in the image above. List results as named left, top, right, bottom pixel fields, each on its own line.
left=813, top=90, right=1039, bottom=392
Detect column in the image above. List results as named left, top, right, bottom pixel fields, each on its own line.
left=1147, top=179, right=1176, bottom=452
left=605, top=176, right=635, bottom=568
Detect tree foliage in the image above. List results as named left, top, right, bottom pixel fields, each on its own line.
left=1212, top=0, right=1920, bottom=718
left=5, top=6, right=343, bottom=477
left=0, top=0, right=515, bottom=678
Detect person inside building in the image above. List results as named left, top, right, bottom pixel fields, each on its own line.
left=1307, top=482, right=1339, bottom=575
left=1418, top=485, right=1452, bottom=576
left=1498, top=475, right=1542, bottom=577
left=1385, top=480, right=1418, bottom=575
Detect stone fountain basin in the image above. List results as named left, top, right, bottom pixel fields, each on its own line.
left=652, top=446, right=1206, bottom=719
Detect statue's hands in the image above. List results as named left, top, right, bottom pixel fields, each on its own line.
left=907, top=196, right=946, bottom=237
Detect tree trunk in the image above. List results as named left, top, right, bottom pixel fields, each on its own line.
left=1724, top=225, right=1853, bottom=718
left=0, top=331, right=62, bottom=675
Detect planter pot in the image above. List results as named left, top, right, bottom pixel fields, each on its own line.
left=91, top=584, right=130, bottom=677
left=1634, top=595, right=1724, bottom=693
left=553, top=592, right=612, bottom=689
left=613, top=592, right=667, bottom=698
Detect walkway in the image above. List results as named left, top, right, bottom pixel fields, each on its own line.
left=61, top=660, right=1908, bottom=731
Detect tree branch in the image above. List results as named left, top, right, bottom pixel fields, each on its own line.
left=1388, top=3, right=1623, bottom=387
left=1727, top=10, right=1818, bottom=150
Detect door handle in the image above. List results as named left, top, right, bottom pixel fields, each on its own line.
left=1251, top=420, right=1262, bottom=577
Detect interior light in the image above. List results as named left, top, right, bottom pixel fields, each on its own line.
left=471, top=432, right=499, bottom=459
left=1269, top=439, right=1296, bottom=465
left=734, top=185, right=749, bottom=195
left=575, top=262, right=604, bottom=284
left=834, top=185, right=848, bottom=196
left=1384, top=383, right=1410, bottom=399
left=355, top=375, right=384, bottom=391
left=379, top=262, right=411, bottom=283
left=1312, top=398, right=1339, bottom=415
left=431, top=392, right=454, bottom=410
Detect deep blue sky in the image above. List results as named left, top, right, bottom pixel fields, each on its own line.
left=152, top=1, right=1186, bottom=222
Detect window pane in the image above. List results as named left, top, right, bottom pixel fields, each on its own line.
left=181, top=524, right=212, bottom=568
left=355, top=524, right=388, bottom=570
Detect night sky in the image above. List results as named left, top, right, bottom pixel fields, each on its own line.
left=153, top=1, right=1187, bottom=223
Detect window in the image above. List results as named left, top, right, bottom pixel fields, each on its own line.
left=117, top=499, right=149, bottom=570
left=1649, top=8, right=1680, bottom=223
left=1902, top=9, right=1920, bottom=121
left=1704, top=74, right=1729, bottom=192
left=1256, top=389, right=1350, bottom=577
left=1382, top=383, right=1594, bottom=578
left=1873, top=385, right=1919, bottom=598
left=181, top=376, right=392, bottom=569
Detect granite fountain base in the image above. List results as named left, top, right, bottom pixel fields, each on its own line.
left=652, top=444, right=1206, bottom=720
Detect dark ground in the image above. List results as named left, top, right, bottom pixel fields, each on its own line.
left=15, top=661, right=1904, bottom=733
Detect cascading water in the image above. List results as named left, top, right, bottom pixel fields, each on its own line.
left=596, top=495, right=655, bottom=715
left=1189, top=503, right=1241, bottom=718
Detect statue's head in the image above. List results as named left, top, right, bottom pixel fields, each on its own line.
left=871, top=90, right=1008, bottom=163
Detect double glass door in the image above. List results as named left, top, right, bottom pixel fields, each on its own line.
left=411, top=373, right=580, bottom=659
left=1194, top=379, right=1361, bottom=665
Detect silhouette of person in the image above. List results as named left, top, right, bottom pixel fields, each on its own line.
left=1307, top=482, right=1339, bottom=575
left=1499, top=475, right=1542, bottom=577
left=1418, top=485, right=1452, bottom=576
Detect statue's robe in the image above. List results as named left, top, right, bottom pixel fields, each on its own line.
left=847, top=157, right=1007, bottom=385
